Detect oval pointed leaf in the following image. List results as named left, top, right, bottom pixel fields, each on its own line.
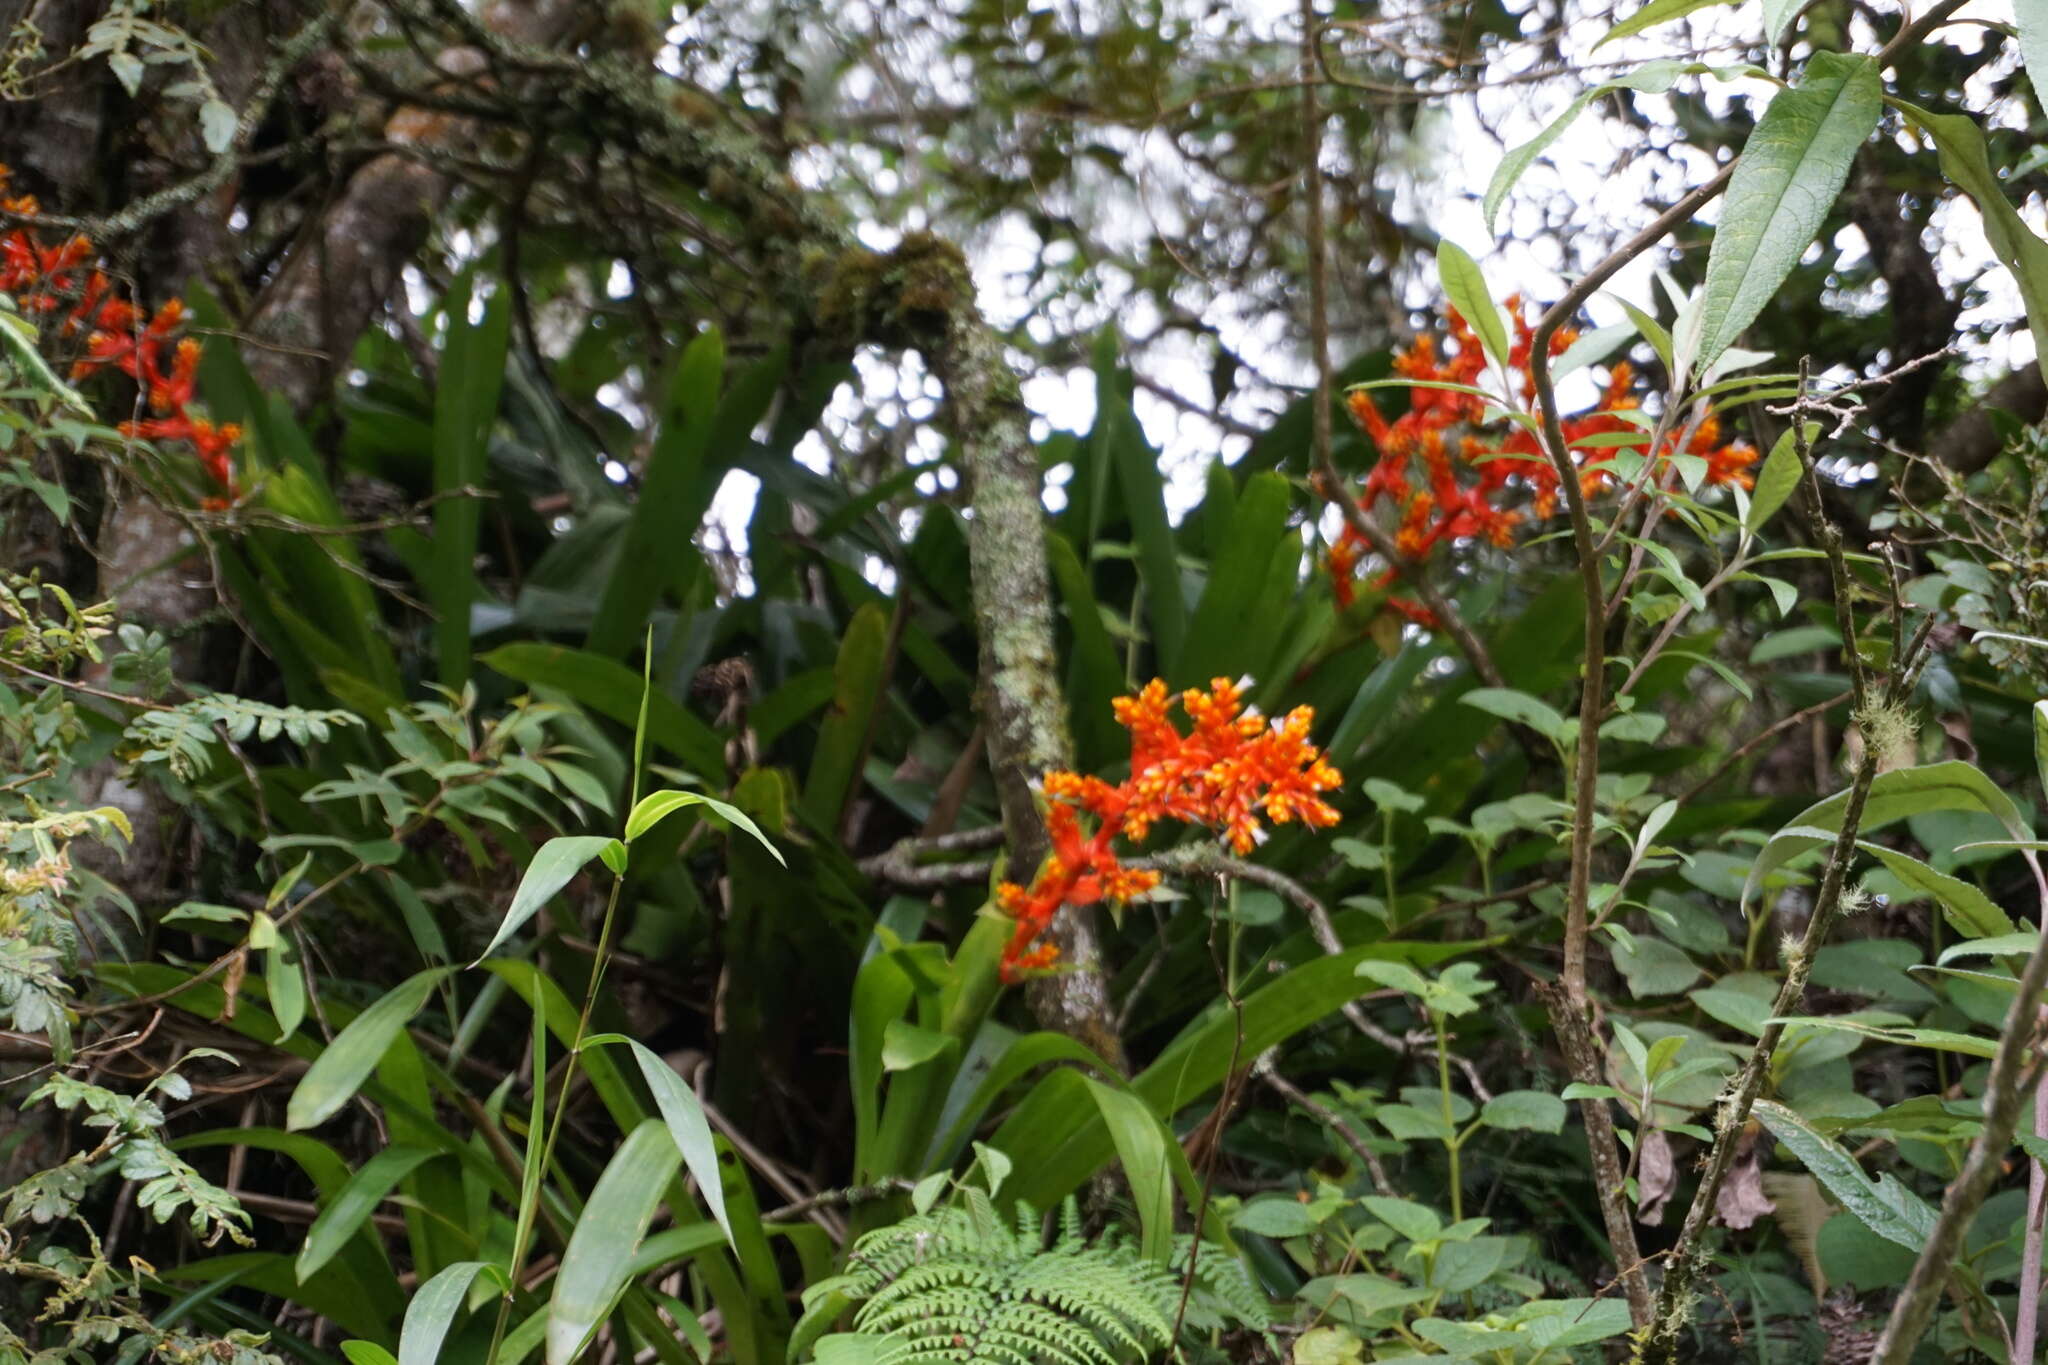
left=474, top=836, right=617, bottom=964
left=297, top=1145, right=436, bottom=1281
left=1741, top=761, right=2031, bottom=915
left=287, top=968, right=452, bottom=1131
left=1753, top=1099, right=1937, bottom=1249
left=1744, top=423, right=1813, bottom=531
left=1697, top=53, right=1880, bottom=371
left=618, top=1038, right=735, bottom=1250
left=546, top=1119, right=682, bottom=1365
left=1436, top=241, right=1509, bottom=370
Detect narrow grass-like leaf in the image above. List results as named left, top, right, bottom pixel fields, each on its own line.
left=286, top=968, right=453, bottom=1130
left=297, top=1145, right=435, bottom=1282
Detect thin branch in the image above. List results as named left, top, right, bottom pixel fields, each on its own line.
left=1255, top=1048, right=1392, bottom=1194
left=1676, top=689, right=1854, bottom=805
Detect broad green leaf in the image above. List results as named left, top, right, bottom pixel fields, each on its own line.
left=1361, top=1196, right=1442, bottom=1243
left=1697, top=53, right=1881, bottom=372
left=546, top=1120, right=682, bottom=1365
left=879, top=1019, right=949, bottom=1072
left=1082, top=1078, right=1175, bottom=1263
left=1744, top=424, right=1812, bottom=531
left=286, top=968, right=453, bottom=1130
left=1891, top=103, right=2048, bottom=390
left=1742, top=761, right=2032, bottom=916
left=1753, top=1099, right=1937, bottom=1249
left=1761, top=0, right=1803, bottom=43
left=400, top=1261, right=505, bottom=1365
left=341, top=1344, right=397, bottom=1365
left=624, top=789, right=782, bottom=864
left=266, top=933, right=306, bottom=1044
left=1437, top=241, right=1509, bottom=370
left=296, top=1145, right=435, bottom=1282
left=1459, top=687, right=1569, bottom=739
left=474, top=836, right=617, bottom=964
left=1480, top=1090, right=1567, bottom=1134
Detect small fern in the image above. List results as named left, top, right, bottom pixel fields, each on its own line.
left=812, top=1190, right=1269, bottom=1365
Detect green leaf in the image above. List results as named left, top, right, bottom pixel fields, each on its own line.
left=1082, top=1078, right=1175, bottom=1263
left=286, top=968, right=452, bottom=1130
left=0, top=309, right=90, bottom=414
left=400, top=1261, right=504, bottom=1365
left=1892, top=102, right=2048, bottom=391
left=1858, top=842, right=2014, bottom=940
left=1484, top=62, right=1704, bottom=233
left=803, top=603, right=889, bottom=833
left=474, top=836, right=616, bottom=964
left=1745, top=424, right=1812, bottom=531
left=340, top=1344, right=397, bottom=1365
left=265, top=933, right=306, bottom=1044
left=481, top=643, right=724, bottom=780
left=624, top=790, right=781, bottom=864
left=1613, top=935, right=1701, bottom=998
left=546, top=1119, right=682, bottom=1364
left=1459, top=687, right=1569, bottom=739
left=1361, top=1196, right=1441, bottom=1244
left=1480, top=1090, right=1567, bottom=1134
left=297, top=1146, right=435, bottom=1282
left=1595, top=0, right=1740, bottom=48
left=1761, top=0, right=1803, bottom=42
left=1742, top=761, right=2032, bottom=917
left=879, top=1019, right=949, bottom=1072
left=1769, top=1015, right=1997, bottom=1059
left=1696, top=53, right=1881, bottom=372
left=2036, top=699, right=2048, bottom=796
left=1437, top=241, right=1508, bottom=371
left=1099, top=351, right=1185, bottom=672
left=602, top=1037, right=736, bottom=1251
left=430, top=272, right=511, bottom=687
left=1753, top=1099, right=1939, bottom=1249
left=2023, top=0, right=2048, bottom=118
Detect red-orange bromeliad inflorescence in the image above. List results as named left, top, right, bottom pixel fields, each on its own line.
left=1, top=166, right=241, bottom=505
left=1327, top=300, right=1759, bottom=625
left=995, top=677, right=1343, bottom=982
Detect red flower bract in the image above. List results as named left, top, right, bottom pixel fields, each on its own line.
left=1328, top=298, right=1757, bottom=619
left=995, top=677, right=1342, bottom=982
left=1, top=165, right=240, bottom=501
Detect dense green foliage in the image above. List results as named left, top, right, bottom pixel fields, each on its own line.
left=5, top=0, right=2048, bottom=1363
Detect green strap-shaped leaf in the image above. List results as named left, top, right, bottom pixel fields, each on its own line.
left=286, top=968, right=453, bottom=1130
left=1743, top=424, right=1813, bottom=532
left=430, top=272, right=511, bottom=687
left=545, top=1120, right=682, bottom=1365
left=1082, top=1078, right=1176, bottom=1263
left=802, top=603, right=890, bottom=833
left=296, top=1145, right=435, bottom=1281
left=1696, top=53, right=1881, bottom=373
left=1753, top=1100, right=1938, bottom=1249
left=1892, top=100, right=2048, bottom=390
left=473, top=835, right=619, bottom=964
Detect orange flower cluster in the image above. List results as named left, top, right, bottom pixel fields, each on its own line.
left=0, top=166, right=240, bottom=504
left=1328, top=299, right=1758, bottom=616
left=995, top=677, right=1343, bottom=981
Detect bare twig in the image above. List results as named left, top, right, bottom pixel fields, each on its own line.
left=1255, top=1048, right=1392, bottom=1194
